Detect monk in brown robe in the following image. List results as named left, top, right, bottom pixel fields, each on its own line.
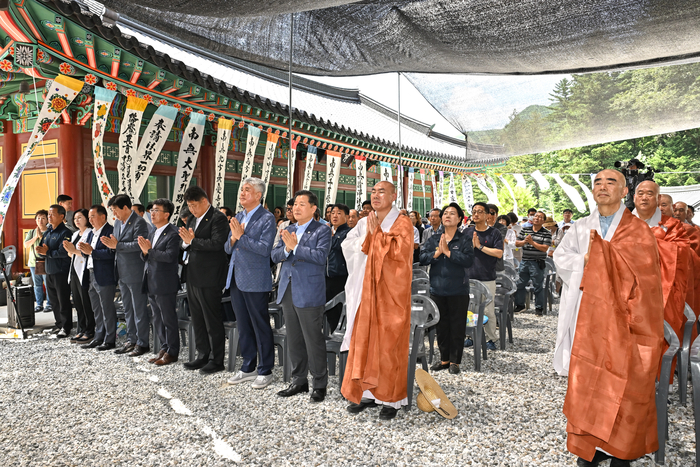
left=634, top=181, right=690, bottom=382
left=658, top=194, right=674, bottom=218
left=341, top=181, right=413, bottom=421
left=564, top=170, right=664, bottom=467
left=672, top=200, right=700, bottom=322
left=674, top=201, right=700, bottom=255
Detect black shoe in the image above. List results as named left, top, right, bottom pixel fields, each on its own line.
left=34, top=306, right=43, bottom=312
left=44, top=306, right=53, bottom=313
left=199, top=361, right=225, bottom=374
left=129, top=345, right=150, bottom=357
left=609, top=459, right=631, bottom=467
left=535, top=308, right=543, bottom=316
left=183, top=358, right=208, bottom=370
left=76, top=334, right=93, bottom=343
left=277, top=383, right=309, bottom=397
left=378, top=406, right=398, bottom=420
left=576, top=451, right=611, bottom=467
left=449, top=363, right=460, bottom=374
left=464, top=338, right=474, bottom=348
left=70, top=333, right=84, bottom=343
left=346, top=399, right=379, bottom=414
left=81, top=339, right=101, bottom=349
left=97, top=342, right=116, bottom=351
left=114, top=342, right=136, bottom=355
left=486, top=341, right=497, bottom=351
left=309, top=388, right=326, bottom=402
left=514, top=305, right=525, bottom=313
left=430, top=361, right=449, bottom=372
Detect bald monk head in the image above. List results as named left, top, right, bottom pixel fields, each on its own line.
left=593, top=169, right=628, bottom=215
left=659, top=194, right=674, bottom=217
left=633, top=180, right=660, bottom=219
left=674, top=201, right=689, bottom=223
left=370, top=181, right=397, bottom=217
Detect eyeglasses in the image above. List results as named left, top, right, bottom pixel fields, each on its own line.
left=488, top=211, right=496, bottom=215
left=150, top=209, right=164, bottom=214
left=472, top=209, right=486, bottom=215
left=286, top=207, right=293, bottom=212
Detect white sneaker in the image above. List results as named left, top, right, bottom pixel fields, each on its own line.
left=251, top=374, right=274, bottom=389
left=227, top=370, right=257, bottom=385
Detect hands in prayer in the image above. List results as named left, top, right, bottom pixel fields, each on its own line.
left=524, top=234, right=535, bottom=245
left=77, top=241, right=93, bottom=255
left=472, top=231, right=481, bottom=249
left=178, top=227, right=195, bottom=243
left=35, top=244, right=48, bottom=255
left=434, top=234, right=451, bottom=258
left=281, top=230, right=298, bottom=252
left=62, top=239, right=78, bottom=256
left=100, top=234, right=118, bottom=249
left=367, top=212, right=379, bottom=234
left=137, top=236, right=152, bottom=255
left=229, top=217, right=245, bottom=244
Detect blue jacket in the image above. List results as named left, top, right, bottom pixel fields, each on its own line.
left=419, top=226, right=474, bottom=296
left=40, top=223, right=73, bottom=275
left=141, top=223, right=180, bottom=295
left=224, top=206, right=277, bottom=293
left=326, top=223, right=350, bottom=278
left=272, top=219, right=331, bottom=308
left=84, top=223, right=117, bottom=287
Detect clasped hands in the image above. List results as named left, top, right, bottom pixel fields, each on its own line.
left=281, top=230, right=298, bottom=252
left=137, top=236, right=152, bottom=255
left=434, top=234, right=451, bottom=258
left=229, top=217, right=245, bottom=244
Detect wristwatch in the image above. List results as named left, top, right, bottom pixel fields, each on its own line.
left=479, top=245, right=484, bottom=251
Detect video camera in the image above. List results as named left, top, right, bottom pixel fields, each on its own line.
left=614, top=158, right=655, bottom=211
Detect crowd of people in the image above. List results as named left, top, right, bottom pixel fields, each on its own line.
left=19, top=171, right=700, bottom=464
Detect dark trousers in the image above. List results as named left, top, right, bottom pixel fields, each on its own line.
left=46, top=273, right=72, bottom=332
left=187, top=284, right=225, bottom=365
left=89, top=271, right=117, bottom=345
left=230, top=270, right=274, bottom=375
left=149, top=292, right=179, bottom=357
left=70, top=269, right=94, bottom=335
left=280, top=285, right=328, bottom=389
left=515, top=260, right=546, bottom=310
left=221, top=288, right=236, bottom=322
left=325, top=275, right=347, bottom=332
left=432, top=293, right=469, bottom=364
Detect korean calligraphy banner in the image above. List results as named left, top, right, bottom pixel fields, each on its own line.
left=429, top=170, right=437, bottom=209
left=419, top=169, right=426, bottom=207
left=572, top=174, right=595, bottom=212
left=461, top=174, right=474, bottom=214
left=498, top=174, right=518, bottom=215
left=438, top=171, right=445, bottom=208
left=132, top=105, right=179, bottom=202
left=475, top=175, right=499, bottom=206
left=380, top=161, right=392, bottom=182
left=92, top=86, right=117, bottom=210
left=396, top=165, right=404, bottom=209
left=286, top=140, right=298, bottom=202
left=407, top=167, right=414, bottom=211
left=324, top=150, right=342, bottom=208
left=531, top=169, right=551, bottom=191
left=118, top=96, right=148, bottom=197
left=448, top=172, right=458, bottom=204
left=171, top=112, right=206, bottom=224
left=302, top=145, right=317, bottom=191
left=514, top=173, right=527, bottom=189
left=235, top=124, right=260, bottom=211
left=354, top=155, right=366, bottom=210
left=552, top=174, right=587, bottom=213
left=260, top=132, right=279, bottom=205
left=488, top=176, right=501, bottom=206
left=215, top=118, right=234, bottom=210
left=0, top=74, right=84, bottom=233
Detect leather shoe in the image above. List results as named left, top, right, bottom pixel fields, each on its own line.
left=183, top=358, right=208, bottom=370
left=97, top=342, right=116, bottom=351
left=81, top=339, right=101, bottom=349
left=129, top=345, right=150, bottom=357
left=309, top=388, right=326, bottom=402
left=114, top=342, right=136, bottom=355
left=609, top=459, right=631, bottom=467
left=378, top=406, right=398, bottom=420
left=149, top=349, right=167, bottom=363
left=277, top=383, right=309, bottom=397
left=155, top=353, right=178, bottom=366
left=576, top=451, right=611, bottom=466
left=346, top=399, right=379, bottom=414
left=200, top=361, right=225, bottom=374
left=430, top=361, right=449, bottom=372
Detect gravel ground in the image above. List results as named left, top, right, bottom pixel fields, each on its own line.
left=0, top=307, right=695, bottom=466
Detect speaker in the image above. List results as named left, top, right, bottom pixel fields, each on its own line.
left=7, top=285, right=35, bottom=328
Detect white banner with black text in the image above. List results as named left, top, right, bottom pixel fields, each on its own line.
left=171, top=112, right=206, bottom=224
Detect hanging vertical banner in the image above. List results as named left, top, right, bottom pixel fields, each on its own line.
left=324, top=151, right=342, bottom=207
left=396, top=165, right=404, bottom=209
left=302, top=145, right=317, bottom=191
left=531, top=169, right=551, bottom=191
left=171, top=112, right=206, bottom=224
left=488, top=176, right=501, bottom=206
left=553, top=174, right=587, bottom=213
left=514, top=173, right=528, bottom=189
left=448, top=173, right=458, bottom=203
left=429, top=170, right=437, bottom=209
left=438, top=171, right=445, bottom=208
left=354, top=155, right=367, bottom=210
left=235, top=125, right=261, bottom=210
left=118, top=96, right=148, bottom=196
left=92, top=86, right=117, bottom=210
left=407, top=168, right=415, bottom=212
left=590, top=173, right=596, bottom=191
left=475, top=175, right=499, bottom=205
left=132, top=105, right=179, bottom=202
left=380, top=161, right=392, bottom=182
left=213, top=118, right=234, bottom=210
left=420, top=169, right=426, bottom=207
left=572, top=174, right=596, bottom=212
left=260, top=132, right=279, bottom=206
left=461, top=174, right=474, bottom=214
left=0, top=75, right=84, bottom=233
left=498, top=174, right=518, bottom=215
left=286, top=140, right=298, bottom=202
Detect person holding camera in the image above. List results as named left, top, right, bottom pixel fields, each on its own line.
left=514, top=211, right=552, bottom=316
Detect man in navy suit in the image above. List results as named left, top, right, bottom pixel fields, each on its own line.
left=272, top=190, right=332, bottom=402
left=78, top=205, right=118, bottom=351
left=225, top=177, right=277, bottom=389
left=138, top=198, right=181, bottom=366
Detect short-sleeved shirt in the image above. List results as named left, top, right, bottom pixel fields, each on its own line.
left=517, top=225, right=552, bottom=261
left=464, top=225, right=503, bottom=282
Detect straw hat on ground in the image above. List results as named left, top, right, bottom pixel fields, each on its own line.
left=415, top=369, right=458, bottom=419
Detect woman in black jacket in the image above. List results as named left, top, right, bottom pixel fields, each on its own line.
left=419, top=202, right=474, bottom=374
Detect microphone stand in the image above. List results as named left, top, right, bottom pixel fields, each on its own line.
left=0, top=252, right=27, bottom=339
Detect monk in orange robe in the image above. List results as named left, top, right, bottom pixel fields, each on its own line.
left=341, top=181, right=413, bottom=421
left=674, top=201, right=700, bottom=255
left=672, top=200, right=700, bottom=321
left=563, top=170, right=664, bottom=467
left=634, top=181, right=689, bottom=382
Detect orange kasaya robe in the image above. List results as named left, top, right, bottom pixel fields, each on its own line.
left=681, top=223, right=700, bottom=327
left=682, top=222, right=700, bottom=256
left=341, top=214, right=414, bottom=404
left=565, top=209, right=664, bottom=462
left=651, top=215, right=690, bottom=382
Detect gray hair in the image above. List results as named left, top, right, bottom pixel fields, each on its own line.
left=241, top=177, right=266, bottom=199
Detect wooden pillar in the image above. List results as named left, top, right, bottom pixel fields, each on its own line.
left=199, top=137, right=215, bottom=199
left=2, top=120, right=19, bottom=270
left=293, top=157, right=305, bottom=198
left=58, top=122, right=84, bottom=207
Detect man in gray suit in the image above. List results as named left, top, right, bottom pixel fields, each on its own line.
left=272, top=190, right=332, bottom=402
left=103, top=194, right=151, bottom=357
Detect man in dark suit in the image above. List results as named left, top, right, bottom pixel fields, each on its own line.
left=225, top=177, right=277, bottom=389
left=272, top=190, right=332, bottom=402
left=138, top=198, right=181, bottom=365
left=103, top=194, right=151, bottom=356
left=179, top=186, right=229, bottom=374
left=326, top=203, right=351, bottom=332
left=78, top=205, right=118, bottom=351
